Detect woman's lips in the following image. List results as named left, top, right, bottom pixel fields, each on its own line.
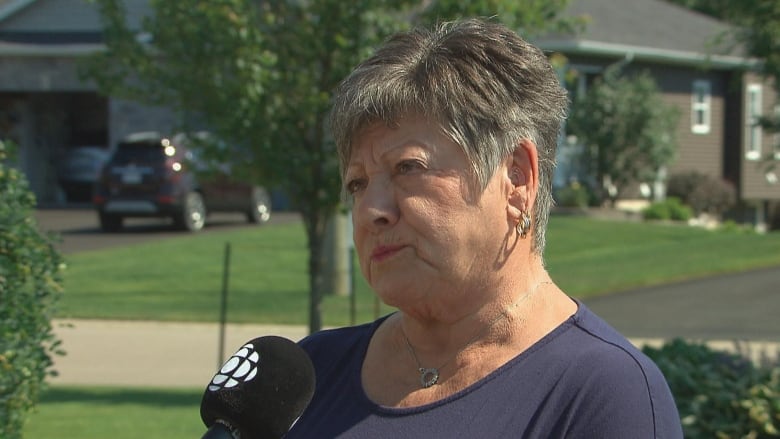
left=371, top=245, right=405, bottom=262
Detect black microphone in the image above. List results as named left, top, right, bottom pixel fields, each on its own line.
left=200, top=336, right=315, bottom=438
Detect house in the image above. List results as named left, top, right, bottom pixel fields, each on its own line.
left=535, top=0, right=780, bottom=229
left=0, top=0, right=175, bottom=203
left=1, top=0, right=778, bottom=227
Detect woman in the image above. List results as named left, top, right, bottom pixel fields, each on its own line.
left=286, top=18, right=682, bottom=438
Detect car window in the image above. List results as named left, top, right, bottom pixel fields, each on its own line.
left=110, top=141, right=166, bottom=165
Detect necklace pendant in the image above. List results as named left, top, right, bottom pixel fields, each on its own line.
left=419, top=368, right=440, bottom=388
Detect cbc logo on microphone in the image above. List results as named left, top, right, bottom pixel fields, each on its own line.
left=208, top=342, right=260, bottom=391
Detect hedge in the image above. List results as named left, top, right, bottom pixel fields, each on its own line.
left=0, top=139, right=64, bottom=438
left=643, top=338, right=780, bottom=438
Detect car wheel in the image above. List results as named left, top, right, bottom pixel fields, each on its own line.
left=247, top=187, right=271, bottom=224
left=99, top=213, right=123, bottom=232
left=175, top=192, right=207, bottom=232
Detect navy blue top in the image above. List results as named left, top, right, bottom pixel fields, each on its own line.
left=286, top=301, right=683, bottom=438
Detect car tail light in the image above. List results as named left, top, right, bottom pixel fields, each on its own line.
left=93, top=194, right=106, bottom=205
left=157, top=195, right=175, bottom=204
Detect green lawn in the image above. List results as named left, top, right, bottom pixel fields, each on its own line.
left=55, top=215, right=780, bottom=327
left=545, top=217, right=780, bottom=296
left=25, top=216, right=780, bottom=438
left=23, top=386, right=203, bottom=439
left=55, top=220, right=394, bottom=327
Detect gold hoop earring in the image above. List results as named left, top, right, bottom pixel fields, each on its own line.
left=516, top=211, right=531, bottom=238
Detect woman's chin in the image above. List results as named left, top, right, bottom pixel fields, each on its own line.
left=372, top=281, right=427, bottom=309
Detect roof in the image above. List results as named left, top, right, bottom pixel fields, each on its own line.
left=0, top=0, right=151, bottom=56
left=0, top=0, right=757, bottom=68
left=0, top=0, right=34, bottom=21
left=535, top=0, right=753, bottom=69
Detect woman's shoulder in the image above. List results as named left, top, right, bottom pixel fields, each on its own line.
left=537, top=301, right=683, bottom=437
left=557, top=301, right=679, bottom=413
left=555, top=302, right=660, bottom=377
left=568, top=301, right=658, bottom=368
left=298, top=315, right=390, bottom=365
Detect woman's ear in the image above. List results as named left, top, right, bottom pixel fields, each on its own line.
left=508, top=139, right=539, bottom=211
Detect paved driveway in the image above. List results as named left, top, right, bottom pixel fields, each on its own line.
left=34, top=207, right=301, bottom=254
left=584, top=265, right=780, bottom=342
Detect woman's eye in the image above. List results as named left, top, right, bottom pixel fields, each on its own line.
left=345, top=178, right=366, bottom=194
left=396, top=160, right=423, bottom=174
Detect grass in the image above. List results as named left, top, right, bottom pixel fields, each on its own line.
left=25, top=216, right=780, bottom=438
left=23, top=386, right=203, bottom=439
left=546, top=217, right=780, bottom=296
left=54, top=215, right=780, bottom=327
left=55, top=221, right=393, bottom=327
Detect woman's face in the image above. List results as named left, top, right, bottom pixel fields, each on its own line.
left=345, top=119, right=514, bottom=318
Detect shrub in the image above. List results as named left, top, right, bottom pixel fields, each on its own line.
left=666, top=171, right=701, bottom=201
left=667, top=197, right=695, bottom=221
left=643, top=339, right=780, bottom=439
left=643, top=201, right=671, bottom=220
left=719, top=220, right=756, bottom=234
left=667, top=171, right=737, bottom=216
left=642, top=197, right=693, bottom=221
left=554, top=181, right=592, bottom=209
left=0, top=139, right=64, bottom=438
left=690, top=178, right=737, bottom=216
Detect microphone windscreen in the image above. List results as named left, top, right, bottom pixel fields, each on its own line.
left=200, top=336, right=315, bottom=439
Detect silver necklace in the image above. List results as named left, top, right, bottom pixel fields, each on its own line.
left=401, top=281, right=551, bottom=389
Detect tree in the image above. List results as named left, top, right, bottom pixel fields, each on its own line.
left=82, top=0, right=576, bottom=334
left=0, top=139, right=64, bottom=438
left=567, top=64, right=680, bottom=204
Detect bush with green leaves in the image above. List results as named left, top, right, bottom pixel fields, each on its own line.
left=642, top=197, right=694, bottom=221
left=643, top=339, right=780, bottom=439
left=554, top=181, right=593, bottom=209
left=567, top=64, right=680, bottom=204
left=0, top=139, right=64, bottom=438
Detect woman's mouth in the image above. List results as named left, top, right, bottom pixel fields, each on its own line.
left=371, top=245, right=405, bottom=262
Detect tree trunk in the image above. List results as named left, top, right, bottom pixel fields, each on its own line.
left=323, top=211, right=351, bottom=296
left=306, top=218, right=323, bottom=334
left=304, top=209, right=327, bottom=334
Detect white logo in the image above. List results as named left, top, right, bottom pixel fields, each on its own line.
left=208, top=343, right=260, bottom=391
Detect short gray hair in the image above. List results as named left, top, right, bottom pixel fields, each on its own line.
left=330, top=18, right=568, bottom=255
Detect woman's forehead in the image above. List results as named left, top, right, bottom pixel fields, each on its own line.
left=349, top=119, right=453, bottom=160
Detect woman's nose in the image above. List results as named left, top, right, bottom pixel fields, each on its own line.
left=354, top=178, right=399, bottom=231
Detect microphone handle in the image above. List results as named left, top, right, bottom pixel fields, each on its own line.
left=201, top=421, right=238, bottom=439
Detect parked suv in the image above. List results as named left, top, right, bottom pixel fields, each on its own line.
left=93, top=132, right=271, bottom=232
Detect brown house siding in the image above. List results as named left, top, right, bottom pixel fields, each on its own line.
left=565, top=59, right=729, bottom=179
left=562, top=58, right=732, bottom=199
left=638, top=64, right=726, bottom=178
left=723, top=71, right=743, bottom=189
left=739, top=73, right=780, bottom=201
left=561, top=59, right=780, bottom=205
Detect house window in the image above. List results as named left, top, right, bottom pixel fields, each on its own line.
left=691, top=80, right=711, bottom=134
left=746, top=84, right=763, bottom=160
